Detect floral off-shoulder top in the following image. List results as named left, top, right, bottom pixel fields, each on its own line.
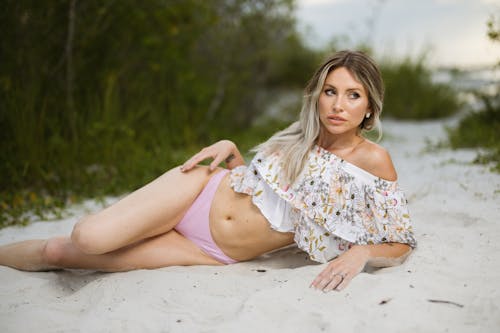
left=229, top=145, right=417, bottom=263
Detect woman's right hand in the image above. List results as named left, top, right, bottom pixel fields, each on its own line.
left=180, top=140, right=244, bottom=172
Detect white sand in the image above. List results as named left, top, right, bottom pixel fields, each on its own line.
left=1, top=119, right=499, bottom=332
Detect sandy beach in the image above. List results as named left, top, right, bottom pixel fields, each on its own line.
left=1, top=119, right=499, bottom=333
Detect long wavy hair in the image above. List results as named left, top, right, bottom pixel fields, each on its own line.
left=253, top=50, right=385, bottom=184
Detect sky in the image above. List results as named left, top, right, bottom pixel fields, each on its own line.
left=295, top=0, right=500, bottom=68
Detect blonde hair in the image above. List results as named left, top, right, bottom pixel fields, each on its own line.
left=253, top=50, right=384, bottom=184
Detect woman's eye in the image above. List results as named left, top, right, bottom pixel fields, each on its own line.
left=325, top=89, right=335, bottom=96
left=349, top=92, right=360, bottom=99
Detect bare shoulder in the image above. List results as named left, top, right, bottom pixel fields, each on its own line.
left=352, top=140, right=398, bottom=181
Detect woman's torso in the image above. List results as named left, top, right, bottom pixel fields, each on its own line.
left=209, top=173, right=294, bottom=261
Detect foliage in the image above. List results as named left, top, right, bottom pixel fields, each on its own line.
left=487, top=14, right=500, bottom=43
left=446, top=13, right=500, bottom=172
left=0, top=0, right=319, bottom=227
left=380, top=57, right=462, bottom=119
left=447, top=93, right=500, bottom=172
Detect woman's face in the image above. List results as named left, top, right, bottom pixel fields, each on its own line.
left=318, top=66, right=370, bottom=138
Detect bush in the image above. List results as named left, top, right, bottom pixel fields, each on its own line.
left=0, top=0, right=320, bottom=227
left=447, top=93, right=500, bottom=172
left=380, top=58, right=462, bottom=119
left=446, top=14, right=500, bottom=172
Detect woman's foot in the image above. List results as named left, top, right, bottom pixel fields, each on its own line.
left=0, top=239, right=58, bottom=271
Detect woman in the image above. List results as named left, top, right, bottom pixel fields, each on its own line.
left=0, top=50, right=416, bottom=292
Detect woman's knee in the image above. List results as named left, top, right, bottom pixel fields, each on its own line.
left=42, top=237, right=70, bottom=266
left=71, top=215, right=108, bottom=255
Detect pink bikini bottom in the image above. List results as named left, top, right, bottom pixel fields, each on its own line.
left=175, top=169, right=238, bottom=264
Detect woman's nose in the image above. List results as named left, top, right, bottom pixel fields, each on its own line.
left=332, top=94, right=344, bottom=111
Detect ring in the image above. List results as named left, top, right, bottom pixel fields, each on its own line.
left=333, top=272, right=346, bottom=279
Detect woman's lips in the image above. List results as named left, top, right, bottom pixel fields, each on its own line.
left=327, top=115, right=347, bottom=123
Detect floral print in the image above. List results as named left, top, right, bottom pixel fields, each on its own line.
left=230, top=145, right=417, bottom=263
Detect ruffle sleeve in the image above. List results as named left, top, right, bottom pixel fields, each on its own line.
left=359, top=179, right=417, bottom=248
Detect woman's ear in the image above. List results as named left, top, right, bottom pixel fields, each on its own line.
left=365, top=107, right=372, bottom=119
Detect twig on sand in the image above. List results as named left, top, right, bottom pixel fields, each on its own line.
left=379, top=298, right=392, bottom=305
left=427, top=299, right=464, bottom=308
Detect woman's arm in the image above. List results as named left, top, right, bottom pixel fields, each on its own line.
left=310, top=242, right=412, bottom=292
left=181, top=140, right=245, bottom=172
left=356, top=242, right=412, bottom=267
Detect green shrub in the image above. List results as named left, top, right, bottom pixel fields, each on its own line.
left=447, top=93, right=500, bottom=172
left=446, top=14, right=500, bottom=172
left=380, top=58, right=461, bottom=119
left=0, top=0, right=320, bottom=227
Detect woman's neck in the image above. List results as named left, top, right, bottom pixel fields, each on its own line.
left=317, top=131, right=364, bottom=153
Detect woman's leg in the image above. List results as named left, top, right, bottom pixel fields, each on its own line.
left=0, top=239, right=52, bottom=271
left=71, top=166, right=221, bottom=255
left=0, top=230, right=222, bottom=272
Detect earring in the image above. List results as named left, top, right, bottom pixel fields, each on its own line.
left=365, top=113, right=371, bottom=118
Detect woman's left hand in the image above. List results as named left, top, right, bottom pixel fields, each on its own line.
left=310, top=245, right=370, bottom=292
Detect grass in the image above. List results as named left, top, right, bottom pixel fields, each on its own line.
left=0, top=118, right=289, bottom=228
left=447, top=92, right=500, bottom=172
left=380, top=57, right=462, bottom=119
